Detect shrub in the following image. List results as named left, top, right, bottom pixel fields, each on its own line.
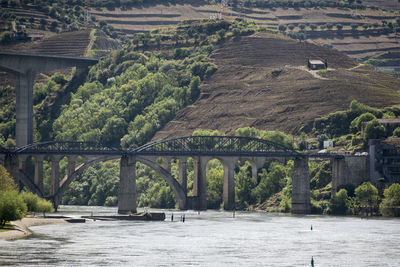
left=354, top=182, right=379, bottom=214
left=364, top=119, right=386, bottom=141
left=0, top=191, right=27, bottom=227
left=329, top=189, right=349, bottom=215
left=20, top=190, right=54, bottom=214
left=350, top=112, right=376, bottom=133
left=380, top=183, right=400, bottom=216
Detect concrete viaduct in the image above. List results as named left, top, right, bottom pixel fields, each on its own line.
left=0, top=136, right=366, bottom=215
left=0, top=51, right=98, bottom=147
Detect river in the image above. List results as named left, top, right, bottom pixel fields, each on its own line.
left=1, top=206, right=399, bottom=266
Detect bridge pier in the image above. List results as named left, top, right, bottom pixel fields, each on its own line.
left=221, top=157, right=238, bottom=210
left=118, top=155, right=137, bottom=214
left=193, top=156, right=209, bottom=210
left=292, top=157, right=311, bottom=214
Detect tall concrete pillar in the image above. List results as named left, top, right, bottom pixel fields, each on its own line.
left=193, top=156, right=208, bottom=210
left=50, top=155, right=62, bottom=209
left=118, top=155, right=137, bottom=214
left=178, top=157, right=187, bottom=196
left=292, top=157, right=311, bottom=214
left=16, top=70, right=35, bottom=147
left=34, top=155, right=45, bottom=194
left=221, top=157, right=237, bottom=210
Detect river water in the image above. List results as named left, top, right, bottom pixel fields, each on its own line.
left=1, top=206, right=400, bottom=267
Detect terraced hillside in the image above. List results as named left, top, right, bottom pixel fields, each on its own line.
left=2, top=30, right=91, bottom=56
left=153, top=33, right=400, bottom=139
left=91, top=3, right=400, bottom=59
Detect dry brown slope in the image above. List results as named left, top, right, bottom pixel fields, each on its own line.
left=154, top=34, right=400, bottom=140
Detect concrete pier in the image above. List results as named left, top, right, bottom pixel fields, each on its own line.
left=118, top=156, right=137, bottom=214
left=292, top=157, right=311, bottom=214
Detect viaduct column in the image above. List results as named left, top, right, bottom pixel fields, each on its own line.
left=34, top=155, right=45, bottom=194
left=221, top=157, right=238, bottom=210
left=193, top=156, right=209, bottom=210
left=292, top=157, right=311, bottom=214
left=16, top=70, right=35, bottom=147
left=118, top=155, right=137, bottom=214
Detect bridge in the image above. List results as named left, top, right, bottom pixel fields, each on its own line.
left=0, top=136, right=360, bottom=215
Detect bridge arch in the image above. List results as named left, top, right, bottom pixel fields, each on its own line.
left=135, top=156, right=186, bottom=209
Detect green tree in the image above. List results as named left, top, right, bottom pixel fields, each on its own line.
left=380, top=183, right=400, bottom=216
left=350, top=112, right=376, bottom=133
left=354, top=182, right=379, bottom=214
left=0, top=165, right=17, bottom=191
left=329, top=189, right=349, bottom=215
left=0, top=190, right=27, bottom=227
left=252, top=162, right=287, bottom=204
left=364, top=119, right=386, bottom=141
left=235, top=163, right=256, bottom=208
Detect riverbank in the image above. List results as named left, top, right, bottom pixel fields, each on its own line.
left=0, top=217, right=67, bottom=240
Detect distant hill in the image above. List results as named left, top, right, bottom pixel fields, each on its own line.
left=153, top=33, right=400, bottom=139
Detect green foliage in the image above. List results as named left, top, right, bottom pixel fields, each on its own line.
left=62, top=162, right=119, bottom=206
left=309, top=161, right=331, bottom=189
left=313, top=100, right=384, bottom=138
left=392, top=127, right=400, bottom=138
left=364, top=119, right=386, bottom=141
left=350, top=112, right=376, bottom=133
left=206, top=159, right=223, bottom=209
left=252, top=162, right=288, bottom=204
left=235, top=126, right=295, bottom=149
left=235, top=162, right=257, bottom=209
left=0, top=165, right=17, bottom=191
left=329, top=189, right=350, bottom=215
left=19, top=191, right=54, bottom=213
left=0, top=190, right=27, bottom=227
left=380, top=183, right=400, bottom=217
left=354, top=182, right=379, bottom=214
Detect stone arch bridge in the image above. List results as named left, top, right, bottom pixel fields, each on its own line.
left=0, top=136, right=346, bottom=214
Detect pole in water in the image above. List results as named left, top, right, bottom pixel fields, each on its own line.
left=311, top=256, right=314, bottom=267
left=311, top=225, right=313, bottom=231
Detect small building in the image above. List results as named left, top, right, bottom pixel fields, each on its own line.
left=307, top=59, right=327, bottom=70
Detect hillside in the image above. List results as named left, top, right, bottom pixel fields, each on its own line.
left=90, top=2, right=400, bottom=60
left=153, top=33, right=400, bottom=139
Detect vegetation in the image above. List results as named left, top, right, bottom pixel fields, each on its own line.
left=0, top=165, right=53, bottom=227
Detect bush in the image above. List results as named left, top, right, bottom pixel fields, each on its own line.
left=0, top=191, right=27, bottom=227
left=20, top=190, right=54, bottom=213
left=350, top=112, right=376, bottom=133
left=380, top=183, right=400, bottom=216
left=354, top=182, right=379, bottom=214
left=364, top=119, right=386, bottom=141
left=329, top=189, right=349, bottom=215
